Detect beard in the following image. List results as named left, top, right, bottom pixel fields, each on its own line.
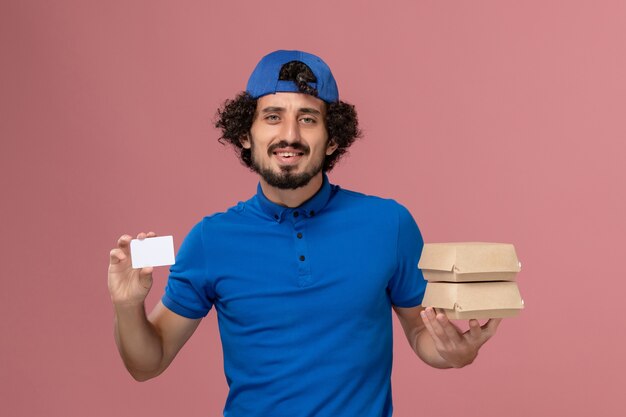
left=249, top=140, right=325, bottom=190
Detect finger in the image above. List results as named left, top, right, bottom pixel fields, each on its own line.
left=117, top=235, right=132, bottom=255
left=109, top=248, right=127, bottom=265
left=425, top=307, right=453, bottom=345
left=146, top=231, right=157, bottom=238
left=468, top=319, right=482, bottom=339
left=117, top=235, right=133, bottom=249
left=420, top=309, right=443, bottom=346
left=483, top=318, right=503, bottom=336
left=137, top=232, right=147, bottom=240
left=435, top=310, right=463, bottom=343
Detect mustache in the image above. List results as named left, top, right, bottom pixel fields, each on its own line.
left=267, top=141, right=310, bottom=154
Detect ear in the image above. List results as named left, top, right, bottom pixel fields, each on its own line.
left=240, top=133, right=251, bottom=149
left=325, top=138, right=339, bottom=155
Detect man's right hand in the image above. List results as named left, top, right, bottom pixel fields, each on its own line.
left=108, top=232, right=157, bottom=306
left=108, top=231, right=202, bottom=381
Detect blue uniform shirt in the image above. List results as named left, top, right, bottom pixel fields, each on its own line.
left=163, top=174, right=427, bottom=417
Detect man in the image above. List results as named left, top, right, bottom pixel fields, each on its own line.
left=108, top=50, right=501, bottom=416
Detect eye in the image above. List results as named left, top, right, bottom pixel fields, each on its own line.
left=265, top=114, right=280, bottom=123
left=300, top=116, right=316, bottom=124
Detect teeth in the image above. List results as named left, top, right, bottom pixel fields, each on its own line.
left=277, top=152, right=299, bottom=157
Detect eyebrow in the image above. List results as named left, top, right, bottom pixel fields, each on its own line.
left=299, top=108, right=322, bottom=116
left=260, top=106, right=322, bottom=116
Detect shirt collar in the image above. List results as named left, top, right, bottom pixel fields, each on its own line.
left=255, top=173, right=333, bottom=223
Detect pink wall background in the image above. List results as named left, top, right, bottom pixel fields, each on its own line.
left=2, top=1, right=624, bottom=416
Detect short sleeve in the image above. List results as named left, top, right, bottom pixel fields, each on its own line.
left=162, top=220, right=214, bottom=319
left=387, top=202, right=427, bottom=307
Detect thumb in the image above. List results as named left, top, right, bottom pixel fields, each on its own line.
left=138, top=267, right=154, bottom=289
left=486, top=318, right=503, bottom=334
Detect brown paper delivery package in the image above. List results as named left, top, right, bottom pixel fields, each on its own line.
left=419, top=243, right=524, bottom=319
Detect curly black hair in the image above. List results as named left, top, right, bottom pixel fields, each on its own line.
left=214, top=61, right=361, bottom=172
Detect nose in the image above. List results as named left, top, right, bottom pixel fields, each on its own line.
left=279, top=116, right=302, bottom=144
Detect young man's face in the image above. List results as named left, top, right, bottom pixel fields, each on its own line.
left=241, top=92, right=338, bottom=190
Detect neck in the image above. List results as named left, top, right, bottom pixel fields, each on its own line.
left=259, top=172, right=324, bottom=208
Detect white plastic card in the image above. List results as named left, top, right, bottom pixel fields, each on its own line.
left=130, top=236, right=175, bottom=269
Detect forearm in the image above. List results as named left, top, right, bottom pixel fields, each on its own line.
left=113, top=303, right=165, bottom=381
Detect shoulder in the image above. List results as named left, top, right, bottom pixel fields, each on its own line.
left=186, top=200, right=263, bottom=251
left=332, top=185, right=411, bottom=217
left=328, top=186, right=419, bottom=235
left=195, top=201, right=247, bottom=229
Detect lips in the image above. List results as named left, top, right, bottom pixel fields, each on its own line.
left=274, top=150, right=304, bottom=157
left=272, top=148, right=305, bottom=165
left=268, top=142, right=308, bottom=166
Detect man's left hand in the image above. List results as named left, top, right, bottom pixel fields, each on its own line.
left=420, top=307, right=502, bottom=368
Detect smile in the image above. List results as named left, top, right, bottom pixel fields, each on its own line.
left=273, top=151, right=304, bottom=157
left=272, top=149, right=306, bottom=166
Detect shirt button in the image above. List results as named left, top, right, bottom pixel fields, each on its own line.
left=293, top=211, right=299, bottom=218
left=274, top=214, right=279, bottom=220
left=299, top=255, right=305, bottom=261
left=297, top=232, right=303, bottom=239
left=309, top=210, right=315, bottom=216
